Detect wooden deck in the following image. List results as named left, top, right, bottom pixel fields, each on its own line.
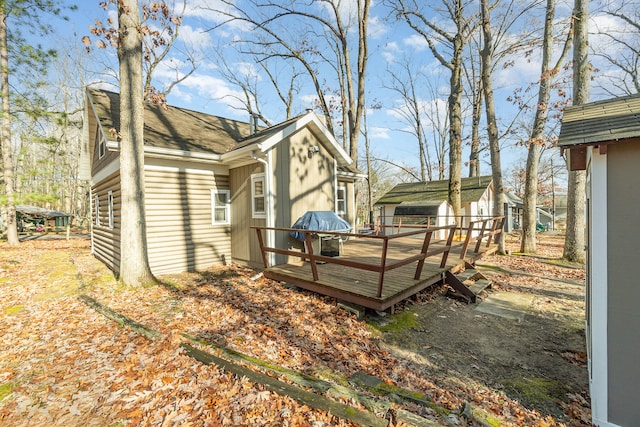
left=254, top=217, right=505, bottom=312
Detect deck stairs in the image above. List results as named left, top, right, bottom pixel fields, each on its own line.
left=445, top=263, right=492, bottom=303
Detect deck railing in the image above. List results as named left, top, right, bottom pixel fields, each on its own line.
left=253, top=224, right=458, bottom=298
left=457, top=215, right=505, bottom=259
left=365, top=214, right=505, bottom=242
left=253, top=215, right=504, bottom=299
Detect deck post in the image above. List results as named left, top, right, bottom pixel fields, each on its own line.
left=304, top=232, right=319, bottom=281
left=255, top=228, right=270, bottom=268
left=474, top=219, right=489, bottom=254
left=376, top=238, right=389, bottom=298
left=489, top=217, right=505, bottom=245
left=413, top=230, right=433, bottom=279
left=486, top=218, right=498, bottom=247
left=459, top=220, right=475, bottom=260
left=439, top=226, right=457, bottom=268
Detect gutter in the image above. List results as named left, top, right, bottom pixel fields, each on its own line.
left=251, top=150, right=276, bottom=266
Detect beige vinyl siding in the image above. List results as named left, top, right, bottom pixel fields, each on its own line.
left=273, top=129, right=335, bottom=226
left=272, top=128, right=335, bottom=264
left=91, top=171, right=121, bottom=274
left=230, top=163, right=266, bottom=267
left=144, top=165, right=231, bottom=275
left=90, top=120, right=118, bottom=177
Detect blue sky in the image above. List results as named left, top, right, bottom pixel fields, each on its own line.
left=47, top=0, right=632, bottom=185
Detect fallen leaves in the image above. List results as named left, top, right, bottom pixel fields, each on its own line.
left=0, top=236, right=592, bottom=426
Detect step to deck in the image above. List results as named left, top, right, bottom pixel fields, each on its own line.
left=445, top=267, right=492, bottom=303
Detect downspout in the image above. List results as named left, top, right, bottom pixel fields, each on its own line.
left=334, top=158, right=338, bottom=214
left=251, top=150, right=275, bottom=266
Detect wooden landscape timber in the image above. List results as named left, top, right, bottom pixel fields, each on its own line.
left=80, top=294, right=451, bottom=426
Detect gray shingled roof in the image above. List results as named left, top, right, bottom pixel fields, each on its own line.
left=88, top=88, right=253, bottom=155
left=558, top=93, right=640, bottom=147
left=376, top=176, right=493, bottom=205
left=87, top=88, right=364, bottom=175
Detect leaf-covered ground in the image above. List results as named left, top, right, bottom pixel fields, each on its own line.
left=0, top=235, right=590, bottom=426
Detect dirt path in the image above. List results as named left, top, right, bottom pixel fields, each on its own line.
left=370, top=234, right=591, bottom=425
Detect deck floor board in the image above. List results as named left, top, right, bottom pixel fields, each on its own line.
left=264, top=235, right=497, bottom=311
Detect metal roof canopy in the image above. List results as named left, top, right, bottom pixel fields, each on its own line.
left=16, top=205, right=73, bottom=219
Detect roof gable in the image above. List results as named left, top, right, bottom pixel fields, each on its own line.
left=558, top=93, right=640, bottom=147
left=376, top=176, right=493, bottom=205
left=223, top=111, right=355, bottom=168
left=86, top=88, right=358, bottom=171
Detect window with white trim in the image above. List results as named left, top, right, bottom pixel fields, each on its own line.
left=336, top=185, right=347, bottom=218
left=94, top=195, right=100, bottom=226
left=97, top=128, right=106, bottom=159
left=107, top=191, right=114, bottom=228
left=211, top=189, right=231, bottom=225
left=251, top=174, right=266, bottom=218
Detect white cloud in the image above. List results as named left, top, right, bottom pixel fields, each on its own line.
left=179, top=24, right=213, bottom=48
left=403, top=34, right=429, bottom=51
left=177, top=72, right=247, bottom=115
left=183, top=0, right=253, bottom=34
left=370, top=126, right=391, bottom=140
left=368, top=15, right=388, bottom=39
left=381, top=42, right=398, bottom=63
left=493, top=55, right=542, bottom=89
left=589, top=13, right=635, bottom=54
left=236, top=62, right=261, bottom=80
left=386, top=96, right=449, bottom=132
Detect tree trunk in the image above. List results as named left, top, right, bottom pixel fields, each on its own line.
left=448, top=32, right=464, bottom=223
left=0, top=8, right=18, bottom=245
left=469, top=79, right=482, bottom=178
left=118, top=0, right=156, bottom=286
left=521, top=142, right=539, bottom=253
left=480, top=0, right=506, bottom=254
left=348, top=0, right=370, bottom=167
left=520, top=0, right=568, bottom=253
left=563, top=0, right=589, bottom=264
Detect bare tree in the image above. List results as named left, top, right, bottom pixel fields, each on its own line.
left=464, top=0, right=542, bottom=179
left=141, top=1, right=197, bottom=102
left=86, top=0, right=197, bottom=104
left=520, top=0, right=573, bottom=253
left=117, top=0, right=156, bottom=286
left=211, top=46, right=303, bottom=124
left=208, top=0, right=370, bottom=164
left=384, top=60, right=432, bottom=181
left=480, top=0, right=506, bottom=253
left=0, top=6, right=18, bottom=245
left=1, top=0, right=73, bottom=244
left=592, top=0, right=640, bottom=95
left=389, top=0, right=480, bottom=222
left=563, top=0, right=589, bottom=263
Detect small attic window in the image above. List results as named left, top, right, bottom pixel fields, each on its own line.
left=97, top=128, right=106, bottom=159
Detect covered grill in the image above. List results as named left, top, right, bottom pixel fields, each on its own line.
left=290, top=211, right=351, bottom=257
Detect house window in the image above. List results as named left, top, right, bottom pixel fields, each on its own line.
left=107, top=191, right=114, bottom=228
left=336, top=185, right=346, bottom=218
left=211, top=189, right=230, bottom=225
left=97, top=128, right=106, bottom=159
left=251, top=174, right=266, bottom=219
left=94, top=195, right=100, bottom=226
